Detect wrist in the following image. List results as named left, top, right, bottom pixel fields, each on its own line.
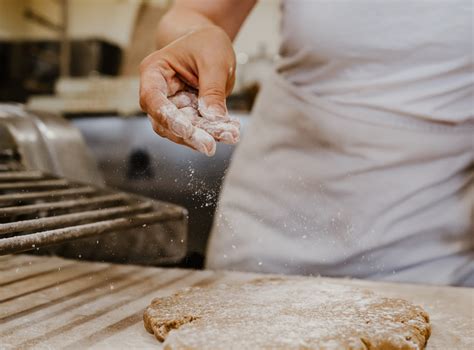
left=155, top=8, right=216, bottom=48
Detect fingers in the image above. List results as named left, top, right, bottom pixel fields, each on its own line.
left=161, top=103, right=197, bottom=139
left=187, top=128, right=216, bottom=156
left=169, top=88, right=240, bottom=144
left=201, top=121, right=240, bottom=144
left=166, top=76, right=186, bottom=96
left=140, top=57, right=238, bottom=155
left=140, top=64, right=194, bottom=139
left=148, top=115, right=216, bottom=156
left=198, top=120, right=239, bottom=144
left=197, top=61, right=230, bottom=122
left=148, top=115, right=184, bottom=145
left=179, top=107, right=239, bottom=144
left=228, top=115, right=241, bottom=129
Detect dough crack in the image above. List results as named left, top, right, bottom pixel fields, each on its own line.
left=144, top=313, right=200, bottom=342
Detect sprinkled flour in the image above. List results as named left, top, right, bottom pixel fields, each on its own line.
left=143, top=278, right=431, bottom=350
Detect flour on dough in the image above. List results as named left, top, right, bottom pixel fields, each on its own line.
left=143, top=277, right=430, bottom=350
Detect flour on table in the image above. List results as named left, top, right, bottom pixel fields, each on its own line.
left=143, top=277, right=431, bottom=350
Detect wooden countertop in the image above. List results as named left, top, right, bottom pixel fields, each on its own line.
left=1, top=254, right=472, bottom=349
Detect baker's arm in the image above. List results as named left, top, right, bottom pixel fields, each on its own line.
left=157, top=0, right=256, bottom=46
left=139, top=0, right=256, bottom=155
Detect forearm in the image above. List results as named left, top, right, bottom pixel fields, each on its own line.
left=156, top=0, right=256, bottom=48
left=156, top=7, right=214, bottom=48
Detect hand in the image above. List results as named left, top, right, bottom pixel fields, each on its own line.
left=139, top=26, right=240, bottom=156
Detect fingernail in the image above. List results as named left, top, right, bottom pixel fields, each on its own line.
left=190, top=128, right=216, bottom=156
left=202, top=143, right=216, bottom=156
left=219, top=131, right=236, bottom=144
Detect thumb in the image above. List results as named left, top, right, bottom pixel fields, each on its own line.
left=197, top=63, right=230, bottom=121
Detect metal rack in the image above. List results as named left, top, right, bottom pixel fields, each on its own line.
left=0, top=169, right=186, bottom=255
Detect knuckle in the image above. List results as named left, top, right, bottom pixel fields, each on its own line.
left=140, top=51, right=168, bottom=74
left=139, top=90, right=149, bottom=111
left=139, top=60, right=148, bottom=73
left=203, top=87, right=226, bottom=101
left=139, top=56, right=154, bottom=73
left=202, top=83, right=225, bottom=95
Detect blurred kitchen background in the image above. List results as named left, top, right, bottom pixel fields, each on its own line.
left=0, top=0, right=281, bottom=267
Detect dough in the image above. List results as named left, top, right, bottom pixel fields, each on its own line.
left=143, top=278, right=431, bottom=350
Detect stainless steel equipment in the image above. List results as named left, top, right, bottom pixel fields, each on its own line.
left=0, top=104, right=188, bottom=265
left=0, top=103, right=103, bottom=184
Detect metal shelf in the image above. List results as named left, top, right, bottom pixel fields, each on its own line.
left=0, top=169, right=186, bottom=255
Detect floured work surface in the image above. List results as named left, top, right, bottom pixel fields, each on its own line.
left=1, top=254, right=472, bottom=349
left=144, top=278, right=431, bottom=349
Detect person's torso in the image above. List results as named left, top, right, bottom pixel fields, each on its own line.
left=206, top=0, right=474, bottom=286
left=279, top=0, right=474, bottom=123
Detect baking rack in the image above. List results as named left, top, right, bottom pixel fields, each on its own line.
left=0, top=167, right=186, bottom=255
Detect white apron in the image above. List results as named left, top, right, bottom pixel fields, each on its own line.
left=206, top=70, right=473, bottom=286
left=206, top=0, right=473, bottom=286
